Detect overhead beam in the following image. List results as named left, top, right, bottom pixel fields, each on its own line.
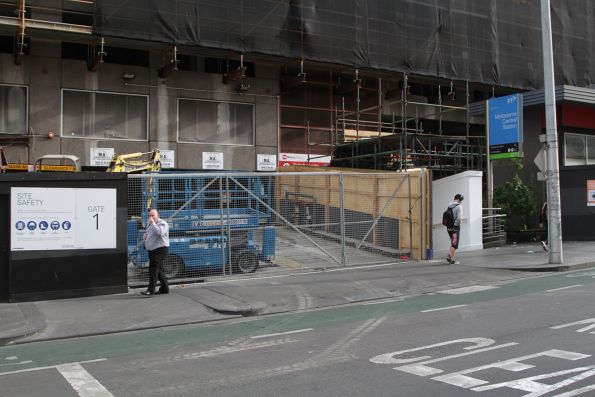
left=0, top=16, right=93, bottom=35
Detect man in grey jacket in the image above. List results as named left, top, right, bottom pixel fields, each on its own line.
left=141, top=209, right=170, bottom=296
left=446, top=194, right=464, bottom=265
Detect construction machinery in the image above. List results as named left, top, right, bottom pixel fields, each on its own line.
left=127, top=173, right=276, bottom=278
left=106, top=149, right=161, bottom=173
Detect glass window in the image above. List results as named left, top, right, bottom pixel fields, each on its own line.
left=564, top=133, right=586, bottom=166
left=178, top=98, right=254, bottom=145
left=0, top=85, right=27, bottom=134
left=62, top=90, right=147, bottom=140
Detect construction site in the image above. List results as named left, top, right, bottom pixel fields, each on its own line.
left=0, top=0, right=592, bottom=175
left=1, top=1, right=595, bottom=292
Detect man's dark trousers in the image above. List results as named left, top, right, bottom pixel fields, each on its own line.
left=148, top=246, right=169, bottom=293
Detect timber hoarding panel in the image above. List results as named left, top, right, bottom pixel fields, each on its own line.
left=278, top=166, right=431, bottom=259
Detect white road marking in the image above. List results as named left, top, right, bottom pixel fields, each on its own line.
left=472, top=366, right=595, bottom=396
left=421, top=304, right=467, bottom=313
left=363, top=298, right=404, bottom=305
left=439, top=285, right=497, bottom=295
left=251, top=328, right=313, bottom=339
left=0, top=360, right=32, bottom=367
left=547, top=285, right=582, bottom=292
left=0, top=358, right=106, bottom=376
left=552, top=383, right=595, bottom=396
left=56, top=362, right=114, bottom=397
left=551, top=318, right=595, bottom=333
left=433, top=350, right=590, bottom=389
left=4, top=356, right=17, bottom=360
left=169, top=338, right=298, bottom=361
left=205, top=317, right=386, bottom=389
left=397, top=343, right=518, bottom=376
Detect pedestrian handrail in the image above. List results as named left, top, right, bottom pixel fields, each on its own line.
left=482, top=207, right=506, bottom=246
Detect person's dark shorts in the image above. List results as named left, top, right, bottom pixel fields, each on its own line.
left=448, top=227, right=460, bottom=249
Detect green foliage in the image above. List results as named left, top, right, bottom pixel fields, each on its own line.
left=493, top=174, right=537, bottom=231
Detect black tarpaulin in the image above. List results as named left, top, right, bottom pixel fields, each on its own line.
left=93, top=0, right=595, bottom=90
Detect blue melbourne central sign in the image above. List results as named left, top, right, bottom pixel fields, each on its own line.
left=487, top=94, right=524, bottom=160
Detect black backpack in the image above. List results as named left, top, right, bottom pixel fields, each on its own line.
left=442, top=205, right=458, bottom=228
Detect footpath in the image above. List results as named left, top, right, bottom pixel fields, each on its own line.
left=1, top=241, right=594, bottom=345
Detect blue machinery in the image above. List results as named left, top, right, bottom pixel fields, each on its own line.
left=127, top=174, right=276, bottom=278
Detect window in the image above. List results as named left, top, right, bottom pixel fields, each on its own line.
left=0, top=84, right=27, bottom=134
left=564, top=132, right=595, bottom=166
left=177, top=99, right=254, bottom=146
left=62, top=90, right=148, bottom=140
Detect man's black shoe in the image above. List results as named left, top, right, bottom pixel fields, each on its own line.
left=155, top=290, right=169, bottom=295
left=140, top=290, right=153, bottom=296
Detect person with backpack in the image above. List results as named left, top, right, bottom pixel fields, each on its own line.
left=443, top=193, right=464, bottom=264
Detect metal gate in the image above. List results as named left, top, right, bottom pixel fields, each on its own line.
left=127, top=170, right=429, bottom=286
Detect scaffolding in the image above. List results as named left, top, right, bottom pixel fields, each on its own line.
left=281, top=66, right=485, bottom=176
left=330, top=71, right=485, bottom=177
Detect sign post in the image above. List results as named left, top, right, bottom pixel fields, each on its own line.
left=486, top=93, right=524, bottom=211
left=487, top=94, right=524, bottom=160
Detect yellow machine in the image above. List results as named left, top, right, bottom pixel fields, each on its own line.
left=106, top=149, right=161, bottom=173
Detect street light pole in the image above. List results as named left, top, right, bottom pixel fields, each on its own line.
left=540, top=0, right=563, bottom=264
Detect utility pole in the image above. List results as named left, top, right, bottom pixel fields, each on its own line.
left=540, top=0, right=563, bottom=264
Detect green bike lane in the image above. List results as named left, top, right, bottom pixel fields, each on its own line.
left=1, top=269, right=594, bottom=375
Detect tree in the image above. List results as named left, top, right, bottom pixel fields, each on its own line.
left=493, top=159, right=537, bottom=231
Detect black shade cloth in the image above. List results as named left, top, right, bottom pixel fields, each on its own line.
left=93, top=0, right=595, bottom=89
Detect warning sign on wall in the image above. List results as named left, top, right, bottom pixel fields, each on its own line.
left=11, top=187, right=117, bottom=251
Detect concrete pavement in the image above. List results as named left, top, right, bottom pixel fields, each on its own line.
left=1, top=241, right=594, bottom=345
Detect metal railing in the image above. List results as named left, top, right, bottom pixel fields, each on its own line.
left=482, top=207, right=506, bottom=247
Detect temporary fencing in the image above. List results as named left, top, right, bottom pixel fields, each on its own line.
left=127, top=169, right=430, bottom=286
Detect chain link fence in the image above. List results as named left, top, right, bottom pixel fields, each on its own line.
left=127, top=170, right=430, bottom=286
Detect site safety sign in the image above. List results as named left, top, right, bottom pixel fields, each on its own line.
left=11, top=187, right=117, bottom=251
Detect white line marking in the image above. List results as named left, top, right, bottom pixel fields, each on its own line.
left=397, top=343, right=519, bottom=377
left=552, top=383, right=595, bottom=396
left=551, top=318, right=595, bottom=333
left=171, top=338, right=298, bottom=361
left=56, top=362, right=114, bottom=397
left=547, top=285, right=582, bottom=292
left=363, top=298, right=404, bottom=305
left=251, top=328, right=313, bottom=339
left=439, top=285, right=497, bottom=295
left=422, top=305, right=467, bottom=313
left=0, top=358, right=106, bottom=376
left=0, top=360, right=32, bottom=368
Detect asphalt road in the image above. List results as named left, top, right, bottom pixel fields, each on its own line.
left=3, top=269, right=595, bottom=396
